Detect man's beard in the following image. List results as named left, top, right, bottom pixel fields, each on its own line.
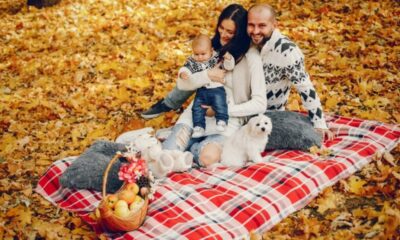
left=253, top=35, right=271, bottom=50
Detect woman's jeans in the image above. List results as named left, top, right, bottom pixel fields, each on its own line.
left=164, top=86, right=194, bottom=110
left=162, top=123, right=225, bottom=166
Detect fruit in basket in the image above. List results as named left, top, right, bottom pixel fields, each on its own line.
left=129, top=197, right=144, bottom=212
left=125, top=183, right=140, bottom=195
left=134, top=195, right=144, bottom=203
left=106, top=194, right=119, bottom=209
left=129, top=203, right=141, bottom=212
left=97, top=154, right=150, bottom=232
left=118, top=189, right=137, bottom=204
left=114, top=200, right=130, bottom=218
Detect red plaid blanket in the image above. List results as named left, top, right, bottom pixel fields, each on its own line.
left=36, top=115, right=400, bottom=239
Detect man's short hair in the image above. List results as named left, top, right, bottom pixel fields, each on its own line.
left=248, top=3, right=277, bottom=21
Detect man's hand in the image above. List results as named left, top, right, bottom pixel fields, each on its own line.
left=201, top=105, right=215, bottom=117
left=207, top=63, right=226, bottom=84
left=316, top=128, right=334, bottom=141
left=180, top=72, right=189, bottom=80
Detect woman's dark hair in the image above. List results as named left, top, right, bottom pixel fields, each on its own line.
left=211, top=4, right=251, bottom=63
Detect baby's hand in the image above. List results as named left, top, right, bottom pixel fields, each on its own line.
left=180, top=72, right=189, bottom=80
left=223, top=52, right=232, bottom=60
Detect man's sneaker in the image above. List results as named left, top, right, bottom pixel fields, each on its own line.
left=216, top=121, right=226, bottom=132
left=192, top=127, right=205, bottom=138
left=141, top=99, right=172, bottom=119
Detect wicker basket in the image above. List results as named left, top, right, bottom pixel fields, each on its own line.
left=97, top=154, right=149, bottom=232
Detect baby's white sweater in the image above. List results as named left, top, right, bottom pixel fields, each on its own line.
left=176, top=47, right=267, bottom=136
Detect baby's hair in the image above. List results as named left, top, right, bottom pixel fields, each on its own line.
left=192, top=34, right=212, bottom=49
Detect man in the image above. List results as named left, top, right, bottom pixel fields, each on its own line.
left=246, top=4, right=333, bottom=139
left=141, top=4, right=333, bottom=139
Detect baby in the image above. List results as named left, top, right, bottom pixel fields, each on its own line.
left=179, top=34, right=235, bottom=138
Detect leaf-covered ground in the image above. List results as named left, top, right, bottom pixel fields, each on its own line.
left=0, top=0, right=399, bottom=239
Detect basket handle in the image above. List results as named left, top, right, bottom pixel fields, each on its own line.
left=102, top=153, right=122, bottom=199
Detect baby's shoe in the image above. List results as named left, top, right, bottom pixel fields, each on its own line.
left=216, top=121, right=226, bottom=132
left=192, top=127, right=205, bottom=138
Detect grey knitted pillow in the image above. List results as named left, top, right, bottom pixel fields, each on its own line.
left=59, top=141, right=127, bottom=193
left=264, top=111, right=322, bottom=151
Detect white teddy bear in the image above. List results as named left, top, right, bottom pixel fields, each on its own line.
left=129, top=133, right=193, bottom=179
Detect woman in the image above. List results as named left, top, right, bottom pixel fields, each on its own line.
left=162, top=4, right=267, bottom=167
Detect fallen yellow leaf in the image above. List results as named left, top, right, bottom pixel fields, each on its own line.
left=347, top=176, right=367, bottom=195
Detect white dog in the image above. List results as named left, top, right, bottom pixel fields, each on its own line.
left=221, top=114, right=272, bottom=167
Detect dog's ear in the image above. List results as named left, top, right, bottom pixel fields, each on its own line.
left=245, top=121, right=252, bottom=135
left=246, top=117, right=257, bottom=136
left=265, top=116, right=272, bottom=127
left=264, top=117, right=273, bottom=135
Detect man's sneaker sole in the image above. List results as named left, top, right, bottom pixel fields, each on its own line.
left=140, top=112, right=163, bottom=119
left=140, top=107, right=184, bottom=119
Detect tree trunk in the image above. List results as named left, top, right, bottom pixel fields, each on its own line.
left=27, top=0, right=61, bottom=9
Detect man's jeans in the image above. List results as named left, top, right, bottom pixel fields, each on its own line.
left=163, top=86, right=194, bottom=110
left=192, top=87, right=229, bottom=129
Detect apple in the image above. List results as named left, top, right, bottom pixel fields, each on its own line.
left=129, top=197, right=144, bottom=212
left=115, top=199, right=129, bottom=209
left=105, top=194, right=118, bottom=209
left=118, top=190, right=136, bottom=204
left=114, top=200, right=130, bottom=218
left=125, top=183, right=139, bottom=195
left=129, top=203, right=140, bottom=212
left=134, top=195, right=143, bottom=203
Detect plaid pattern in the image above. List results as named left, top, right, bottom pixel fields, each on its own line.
left=35, top=114, right=400, bottom=239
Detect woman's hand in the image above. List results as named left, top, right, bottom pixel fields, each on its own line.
left=201, top=105, right=215, bottom=117
left=316, top=128, right=334, bottom=141
left=207, top=63, right=226, bottom=84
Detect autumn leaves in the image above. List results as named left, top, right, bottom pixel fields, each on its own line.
left=0, top=0, right=399, bottom=239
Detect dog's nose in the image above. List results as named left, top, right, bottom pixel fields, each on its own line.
left=261, top=127, right=265, bottom=132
